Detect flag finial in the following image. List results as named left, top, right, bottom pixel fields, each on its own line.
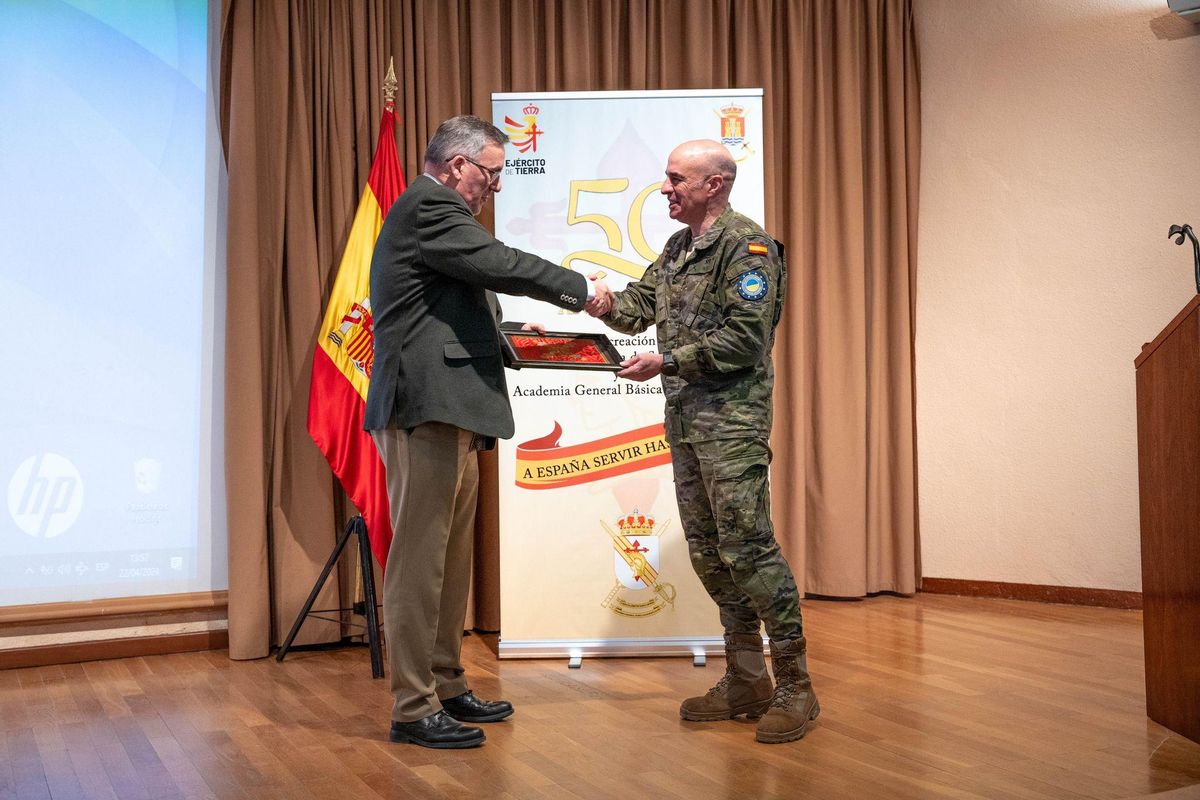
left=383, top=57, right=397, bottom=108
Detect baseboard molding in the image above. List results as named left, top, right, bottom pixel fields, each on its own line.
left=0, top=593, right=230, bottom=669
left=0, top=590, right=228, bottom=625
left=920, top=578, right=1142, bottom=610
left=1, top=629, right=229, bottom=670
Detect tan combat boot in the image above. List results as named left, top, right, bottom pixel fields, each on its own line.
left=680, top=633, right=773, bottom=721
left=756, top=637, right=820, bottom=743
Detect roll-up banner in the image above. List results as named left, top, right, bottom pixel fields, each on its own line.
left=491, top=89, right=765, bottom=659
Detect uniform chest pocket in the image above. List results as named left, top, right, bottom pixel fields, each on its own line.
left=684, top=295, right=723, bottom=330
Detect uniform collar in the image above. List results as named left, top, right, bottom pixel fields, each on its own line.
left=687, top=204, right=736, bottom=253
left=670, top=204, right=735, bottom=265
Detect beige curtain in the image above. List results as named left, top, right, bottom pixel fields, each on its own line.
left=220, top=0, right=920, bottom=660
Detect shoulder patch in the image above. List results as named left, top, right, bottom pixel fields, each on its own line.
left=737, top=269, right=769, bottom=301
left=747, top=242, right=769, bottom=255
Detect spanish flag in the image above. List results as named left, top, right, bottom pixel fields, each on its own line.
left=307, top=84, right=406, bottom=568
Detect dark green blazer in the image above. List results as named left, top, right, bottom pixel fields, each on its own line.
left=364, top=174, right=587, bottom=438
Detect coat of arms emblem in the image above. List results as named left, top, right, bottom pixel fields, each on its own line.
left=601, top=511, right=676, bottom=617
left=716, top=102, right=756, bottom=161
left=327, top=298, right=374, bottom=378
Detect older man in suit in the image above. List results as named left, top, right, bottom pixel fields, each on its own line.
left=365, top=115, right=609, bottom=749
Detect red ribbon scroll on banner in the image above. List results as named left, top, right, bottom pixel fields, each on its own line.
left=514, top=422, right=672, bottom=490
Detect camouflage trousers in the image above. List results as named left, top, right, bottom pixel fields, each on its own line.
left=668, top=432, right=804, bottom=641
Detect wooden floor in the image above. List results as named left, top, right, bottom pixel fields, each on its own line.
left=2, top=594, right=1200, bottom=800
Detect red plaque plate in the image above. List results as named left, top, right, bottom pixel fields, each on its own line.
left=500, top=330, right=624, bottom=372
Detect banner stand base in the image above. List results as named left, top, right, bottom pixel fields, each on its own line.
left=499, top=635, right=726, bottom=662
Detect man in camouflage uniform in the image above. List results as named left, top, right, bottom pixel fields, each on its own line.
left=588, top=140, right=818, bottom=744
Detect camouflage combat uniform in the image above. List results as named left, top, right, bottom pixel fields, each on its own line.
left=602, top=205, right=803, bottom=642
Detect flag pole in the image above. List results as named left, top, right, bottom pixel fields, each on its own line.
left=281, top=58, right=407, bottom=677
left=353, top=54, right=399, bottom=633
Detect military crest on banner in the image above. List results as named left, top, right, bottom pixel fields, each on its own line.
left=601, top=510, right=676, bottom=617
left=716, top=102, right=756, bottom=161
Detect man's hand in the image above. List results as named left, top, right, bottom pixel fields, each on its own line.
left=520, top=322, right=547, bottom=334
left=617, top=352, right=663, bottom=382
left=585, top=271, right=614, bottom=317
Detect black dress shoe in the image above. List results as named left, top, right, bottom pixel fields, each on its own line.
left=441, top=690, right=514, bottom=723
left=389, top=711, right=485, bottom=749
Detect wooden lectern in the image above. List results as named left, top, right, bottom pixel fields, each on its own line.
left=1135, top=294, right=1200, bottom=745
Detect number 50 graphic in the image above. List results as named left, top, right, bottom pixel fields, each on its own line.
left=562, top=179, right=661, bottom=279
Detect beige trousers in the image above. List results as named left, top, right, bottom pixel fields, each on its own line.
left=371, top=422, right=477, bottom=722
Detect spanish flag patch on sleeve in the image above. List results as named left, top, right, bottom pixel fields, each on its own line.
left=747, top=242, right=769, bottom=255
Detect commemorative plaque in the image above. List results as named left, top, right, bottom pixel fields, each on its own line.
left=500, top=330, right=624, bottom=372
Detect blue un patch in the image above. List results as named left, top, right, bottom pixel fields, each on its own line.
left=737, top=270, right=768, bottom=301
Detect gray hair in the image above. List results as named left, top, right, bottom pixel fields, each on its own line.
left=424, top=115, right=508, bottom=166
left=703, top=147, right=737, bottom=197
left=713, top=152, right=737, bottom=187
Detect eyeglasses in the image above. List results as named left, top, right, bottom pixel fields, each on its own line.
left=450, top=155, right=503, bottom=185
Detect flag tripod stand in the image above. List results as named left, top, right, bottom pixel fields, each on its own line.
left=276, top=515, right=385, bottom=678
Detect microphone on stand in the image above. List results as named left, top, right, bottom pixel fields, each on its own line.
left=1168, top=224, right=1200, bottom=295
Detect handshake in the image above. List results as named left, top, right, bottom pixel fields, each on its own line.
left=584, top=271, right=614, bottom=317
left=579, top=270, right=663, bottom=382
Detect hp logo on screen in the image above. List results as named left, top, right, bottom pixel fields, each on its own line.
left=7, top=454, right=84, bottom=539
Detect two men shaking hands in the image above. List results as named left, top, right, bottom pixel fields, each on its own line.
left=364, top=115, right=817, bottom=750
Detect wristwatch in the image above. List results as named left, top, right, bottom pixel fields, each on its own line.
left=660, top=351, right=679, bottom=377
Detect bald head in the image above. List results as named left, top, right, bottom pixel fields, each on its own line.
left=661, top=140, right=738, bottom=234
left=671, top=140, right=737, bottom=195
